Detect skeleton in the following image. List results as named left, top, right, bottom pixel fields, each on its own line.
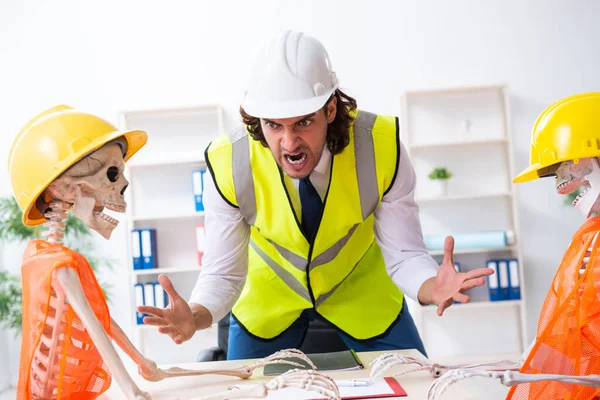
left=25, top=138, right=340, bottom=399
left=370, top=157, right=600, bottom=399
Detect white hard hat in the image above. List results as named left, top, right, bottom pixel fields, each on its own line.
left=242, top=30, right=339, bottom=119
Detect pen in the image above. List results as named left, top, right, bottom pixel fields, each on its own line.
left=336, top=379, right=373, bottom=387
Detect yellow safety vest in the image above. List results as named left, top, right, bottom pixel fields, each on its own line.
left=205, top=110, right=404, bottom=339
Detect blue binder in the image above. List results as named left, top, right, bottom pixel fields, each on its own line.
left=508, top=258, right=521, bottom=300
left=154, top=281, right=168, bottom=308
left=192, top=169, right=206, bottom=212
left=486, top=260, right=501, bottom=301
left=131, top=229, right=143, bottom=270
left=498, top=259, right=510, bottom=301
left=140, top=228, right=158, bottom=269
left=144, top=283, right=155, bottom=309
left=134, top=283, right=145, bottom=324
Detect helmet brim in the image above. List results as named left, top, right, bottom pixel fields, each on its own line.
left=242, top=90, right=335, bottom=119
left=513, top=163, right=543, bottom=184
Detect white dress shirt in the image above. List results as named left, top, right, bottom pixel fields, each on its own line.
left=189, top=138, right=440, bottom=323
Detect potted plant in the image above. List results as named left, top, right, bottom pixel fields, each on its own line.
left=428, top=167, right=453, bottom=197
left=0, top=196, right=113, bottom=335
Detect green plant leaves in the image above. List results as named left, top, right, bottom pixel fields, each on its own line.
left=0, top=271, right=22, bottom=335
left=428, top=167, right=452, bottom=180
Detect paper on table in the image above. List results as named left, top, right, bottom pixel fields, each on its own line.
left=229, top=377, right=406, bottom=399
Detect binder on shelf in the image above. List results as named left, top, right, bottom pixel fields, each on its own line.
left=140, top=228, right=158, bottom=269
left=498, top=259, right=510, bottom=300
left=486, top=260, right=501, bottom=301
left=131, top=229, right=143, bottom=270
left=154, top=282, right=168, bottom=308
left=144, top=283, right=155, bottom=309
left=196, top=224, right=205, bottom=266
left=508, top=258, right=521, bottom=300
left=134, top=283, right=145, bottom=324
left=192, top=169, right=206, bottom=212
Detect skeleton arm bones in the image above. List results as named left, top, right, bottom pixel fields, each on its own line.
left=110, top=320, right=312, bottom=381
left=427, top=368, right=600, bottom=400
left=55, top=267, right=150, bottom=399
left=192, top=369, right=341, bottom=400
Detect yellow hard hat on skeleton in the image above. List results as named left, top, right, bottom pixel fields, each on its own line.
left=7, top=105, right=147, bottom=226
left=514, top=92, right=600, bottom=184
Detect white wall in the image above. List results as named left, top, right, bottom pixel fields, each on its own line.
left=0, top=247, right=12, bottom=392
left=1, top=0, right=600, bottom=385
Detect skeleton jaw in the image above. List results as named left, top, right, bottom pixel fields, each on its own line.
left=73, top=189, right=122, bottom=240
left=555, top=158, right=600, bottom=219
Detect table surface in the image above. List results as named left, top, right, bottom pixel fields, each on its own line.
left=101, top=350, right=519, bottom=400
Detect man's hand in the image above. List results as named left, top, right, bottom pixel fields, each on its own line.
left=136, top=274, right=198, bottom=344
left=418, top=236, right=495, bottom=316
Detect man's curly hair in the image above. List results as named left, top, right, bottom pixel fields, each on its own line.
left=239, top=89, right=358, bottom=155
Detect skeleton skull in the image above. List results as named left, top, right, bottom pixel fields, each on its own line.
left=554, top=157, right=600, bottom=219
left=44, top=140, right=128, bottom=239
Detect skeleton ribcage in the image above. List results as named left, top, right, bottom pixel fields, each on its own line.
left=30, top=274, right=109, bottom=399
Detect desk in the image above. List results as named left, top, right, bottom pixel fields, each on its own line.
left=101, top=350, right=517, bottom=399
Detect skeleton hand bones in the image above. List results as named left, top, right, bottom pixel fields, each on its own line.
left=195, top=369, right=341, bottom=400
left=369, top=353, right=522, bottom=380
left=427, top=368, right=600, bottom=400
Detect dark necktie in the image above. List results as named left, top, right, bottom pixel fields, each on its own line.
left=299, top=176, right=323, bottom=241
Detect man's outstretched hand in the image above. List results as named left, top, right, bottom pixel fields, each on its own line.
left=136, top=274, right=197, bottom=344
left=418, top=236, right=495, bottom=316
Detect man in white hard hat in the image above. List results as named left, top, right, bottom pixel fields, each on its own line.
left=139, top=30, right=494, bottom=359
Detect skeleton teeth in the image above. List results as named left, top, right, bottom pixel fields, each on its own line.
left=573, top=187, right=591, bottom=206
left=104, top=202, right=125, bottom=212
left=94, top=211, right=118, bottom=225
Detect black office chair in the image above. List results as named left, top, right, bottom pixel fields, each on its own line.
left=197, top=312, right=349, bottom=362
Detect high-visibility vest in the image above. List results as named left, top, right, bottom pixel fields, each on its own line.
left=506, top=215, right=600, bottom=400
left=206, top=109, right=404, bottom=339
left=18, top=240, right=112, bottom=400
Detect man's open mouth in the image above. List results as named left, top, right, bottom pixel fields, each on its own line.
left=284, top=152, right=307, bottom=165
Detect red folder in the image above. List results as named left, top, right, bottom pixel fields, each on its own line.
left=311, top=377, right=406, bottom=399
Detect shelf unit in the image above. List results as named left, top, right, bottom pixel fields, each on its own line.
left=118, top=104, right=224, bottom=365
left=400, top=85, right=527, bottom=358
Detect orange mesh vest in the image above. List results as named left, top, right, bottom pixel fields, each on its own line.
left=506, top=215, right=600, bottom=400
left=17, top=240, right=112, bottom=400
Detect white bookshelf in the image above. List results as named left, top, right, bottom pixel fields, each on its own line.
left=400, top=85, right=527, bottom=358
left=118, top=104, right=224, bottom=364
